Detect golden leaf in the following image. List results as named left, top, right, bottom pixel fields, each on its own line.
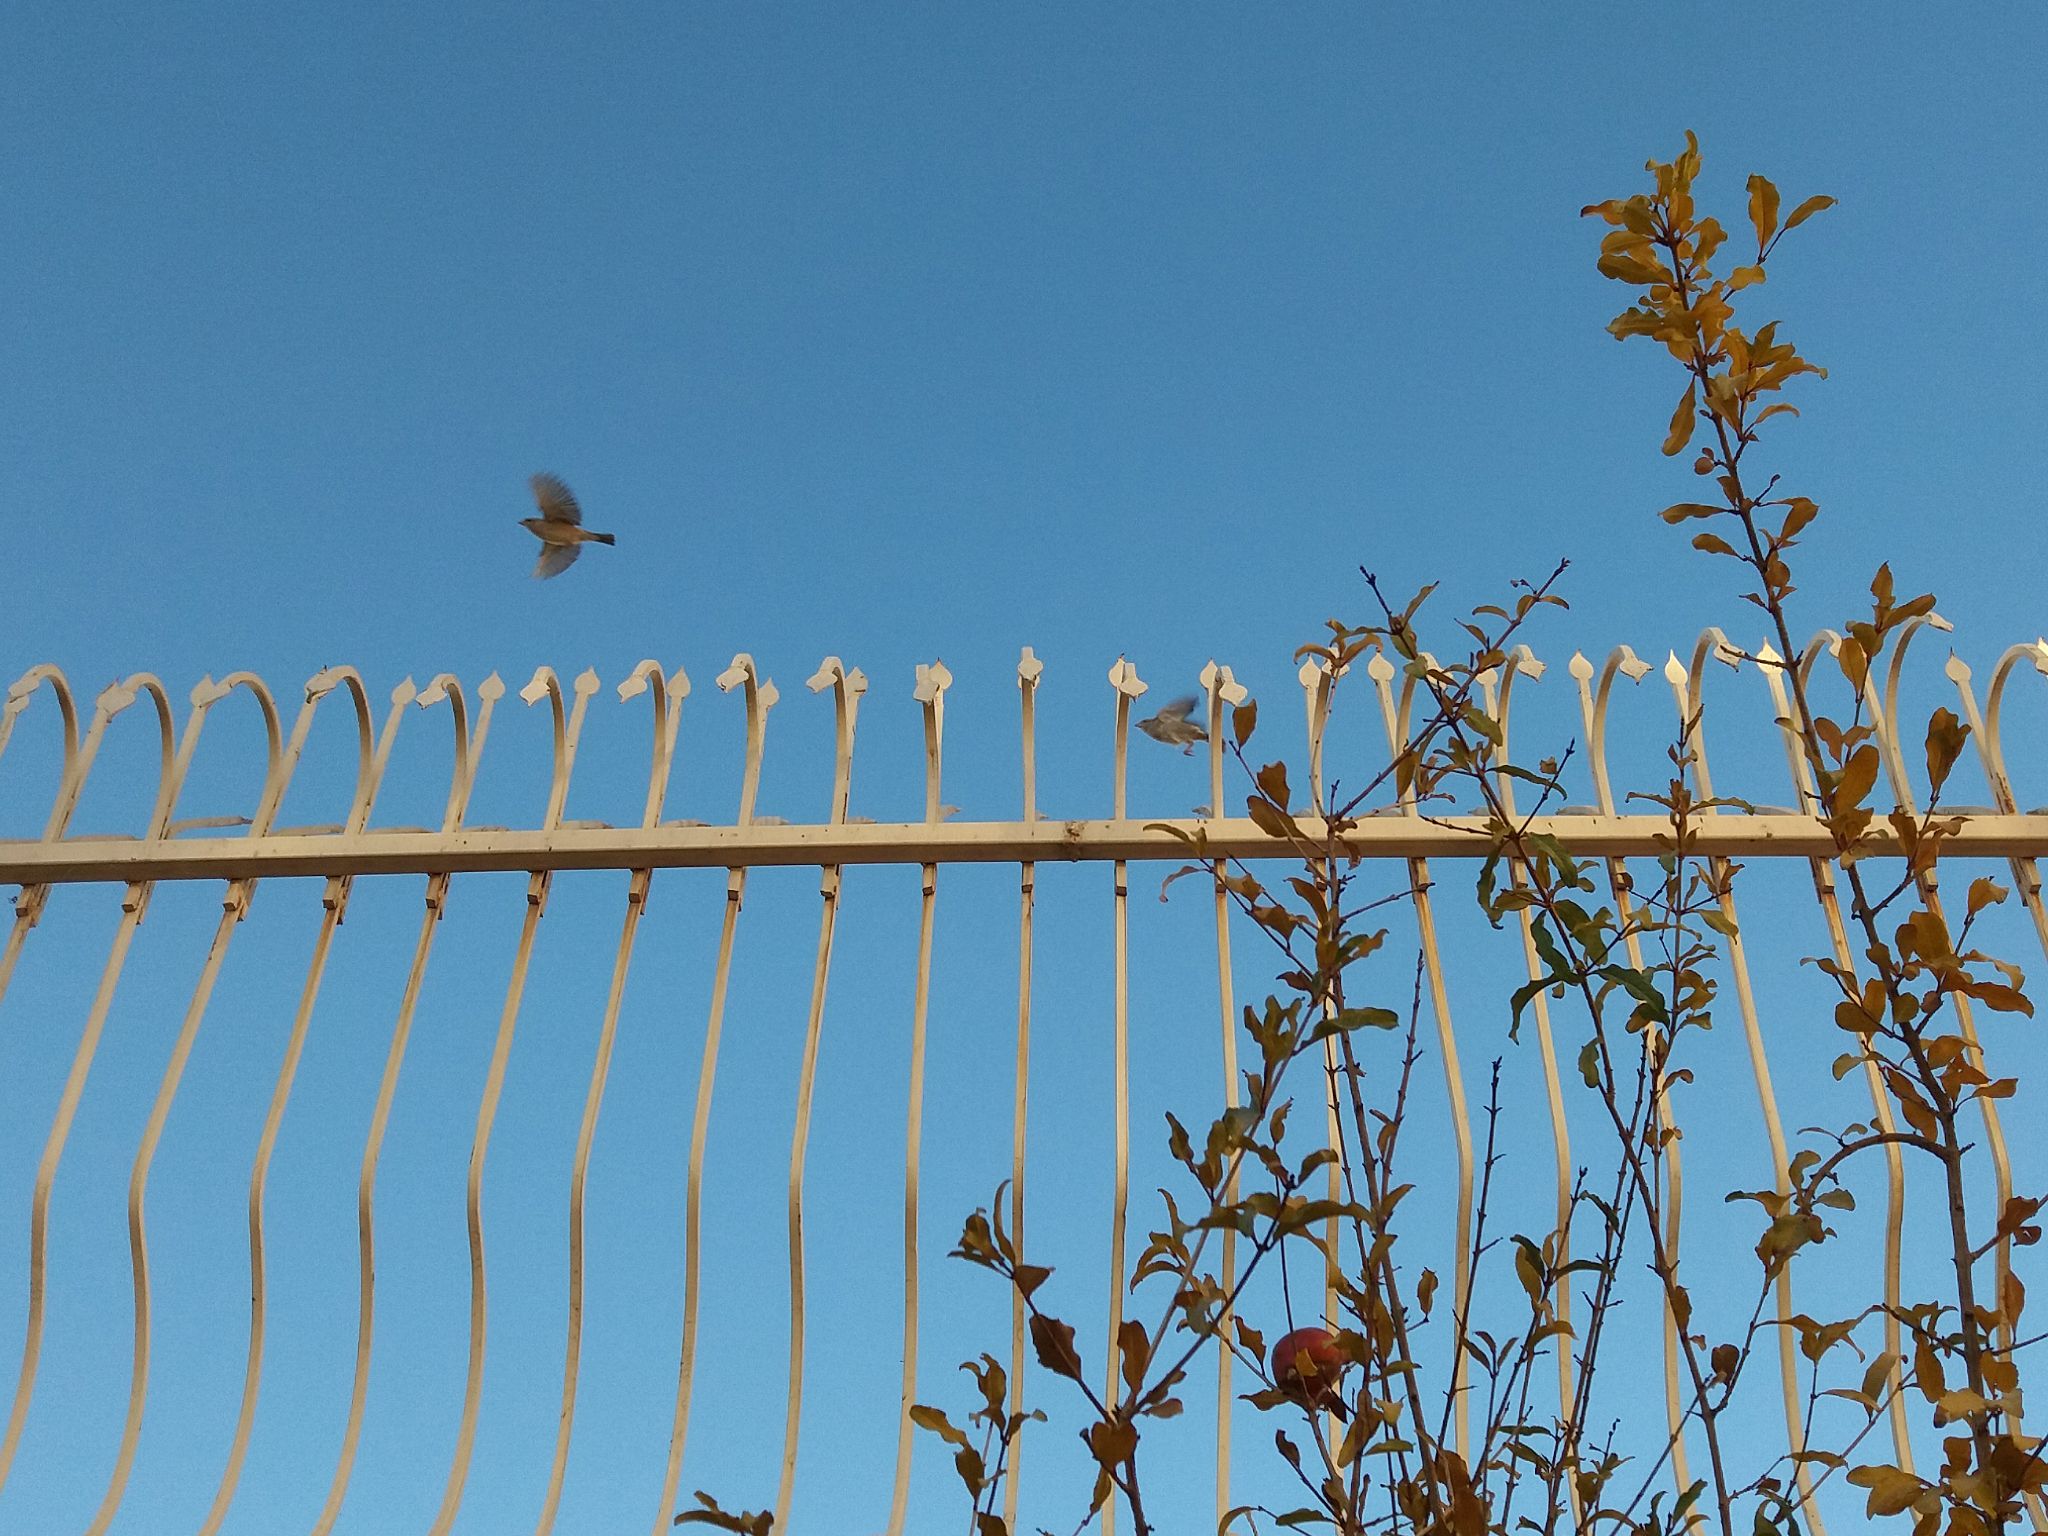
left=1783, top=193, right=1837, bottom=231
left=1662, top=383, right=1697, bottom=456
left=1746, top=173, right=1781, bottom=251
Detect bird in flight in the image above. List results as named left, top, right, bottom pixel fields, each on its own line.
left=520, top=473, right=615, bottom=579
left=1136, top=696, right=1207, bottom=754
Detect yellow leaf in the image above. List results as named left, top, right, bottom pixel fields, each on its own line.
left=1913, top=1334, right=1947, bottom=1402
left=1847, top=1462, right=1926, bottom=1517
left=1662, top=383, right=1697, bottom=456
left=1924, top=706, right=1969, bottom=796
left=1778, top=496, right=1819, bottom=539
left=1727, top=265, right=1766, bottom=291
left=1747, top=173, right=1781, bottom=251
left=1835, top=744, right=1881, bottom=813
left=1968, top=876, right=2010, bottom=918
left=1936, top=1388, right=1992, bottom=1424
left=1597, top=250, right=1673, bottom=286
left=1783, top=194, right=1837, bottom=231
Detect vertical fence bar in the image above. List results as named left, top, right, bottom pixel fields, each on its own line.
left=201, top=669, right=404, bottom=1536
left=0, top=675, right=184, bottom=1498
left=532, top=661, right=688, bottom=1536
left=885, top=659, right=951, bottom=1536
left=1754, top=640, right=1915, bottom=1474
left=1364, top=652, right=1475, bottom=1461
left=653, top=656, right=776, bottom=1535
left=1949, top=641, right=2048, bottom=1534
left=1484, top=653, right=1582, bottom=1444
left=313, top=671, right=504, bottom=1536
left=1869, top=621, right=2018, bottom=1321
left=1566, top=645, right=1696, bottom=1517
left=1201, top=658, right=1247, bottom=1528
left=1865, top=621, right=2045, bottom=1533
left=1297, top=657, right=1342, bottom=1340
left=776, top=659, right=864, bottom=1528
left=87, top=673, right=296, bottom=1536
left=1006, top=647, right=1043, bottom=1535
left=1665, top=637, right=1827, bottom=1536
left=1101, top=658, right=1145, bottom=1536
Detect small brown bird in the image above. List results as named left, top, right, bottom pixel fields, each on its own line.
left=1137, top=696, right=1207, bottom=754
left=519, top=473, right=615, bottom=579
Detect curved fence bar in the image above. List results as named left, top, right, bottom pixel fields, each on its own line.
left=84, top=672, right=290, bottom=1536
left=311, top=672, right=505, bottom=1536
left=776, top=658, right=863, bottom=1530
left=1486, top=652, right=1580, bottom=1444
left=0, top=667, right=92, bottom=1012
left=1667, top=636, right=1829, bottom=1536
left=200, top=670, right=406, bottom=1536
left=1950, top=643, right=2048, bottom=1533
left=883, top=659, right=950, bottom=1536
left=426, top=668, right=599, bottom=1536
left=1865, top=621, right=2045, bottom=1534
left=532, top=660, right=688, bottom=1536
left=1568, top=644, right=1693, bottom=1515
left=1865, top=622, right=2019, bottom=1319
left=652, top=655, right=776, bottom=1536
left=0, top=675, right=182, bottom=1500
left=0, top=666, right=80, bottom=778
left=1365, top=650, right=1477, bottom=1462
left=1757, top=641, right=1917, bottom=1476
left=1955, top=645, right=2048, bottom=954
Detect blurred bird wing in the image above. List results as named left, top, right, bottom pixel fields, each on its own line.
left=530, top=472, right=583, bottom=526
left=534, top=542, right=582, bottom=579
left=1154, top=695, right=1200, bottom=723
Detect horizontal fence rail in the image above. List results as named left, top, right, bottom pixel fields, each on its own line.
left=0, top=633, right=2045, bottom=1533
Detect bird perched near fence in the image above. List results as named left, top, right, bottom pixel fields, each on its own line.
left=1136, top=696, right=1207, bottom=754
left=519, top=473, right=615, bottom=579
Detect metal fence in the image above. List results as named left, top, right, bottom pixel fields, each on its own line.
left=1, top=627, right=2045, bottom=1533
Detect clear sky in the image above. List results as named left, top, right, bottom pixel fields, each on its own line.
left=3, top=4, right=2046, bottom=1533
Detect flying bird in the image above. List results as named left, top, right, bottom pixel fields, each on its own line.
left=1136, top=696, right=1207, bottom=754
left=520, top=473, right=615, bottom=579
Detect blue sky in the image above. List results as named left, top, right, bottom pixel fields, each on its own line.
left=3, top=3, right=2046, bottom=1533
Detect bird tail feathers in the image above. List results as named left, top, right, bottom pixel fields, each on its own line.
left=591, top=532, right=616, bottom=545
